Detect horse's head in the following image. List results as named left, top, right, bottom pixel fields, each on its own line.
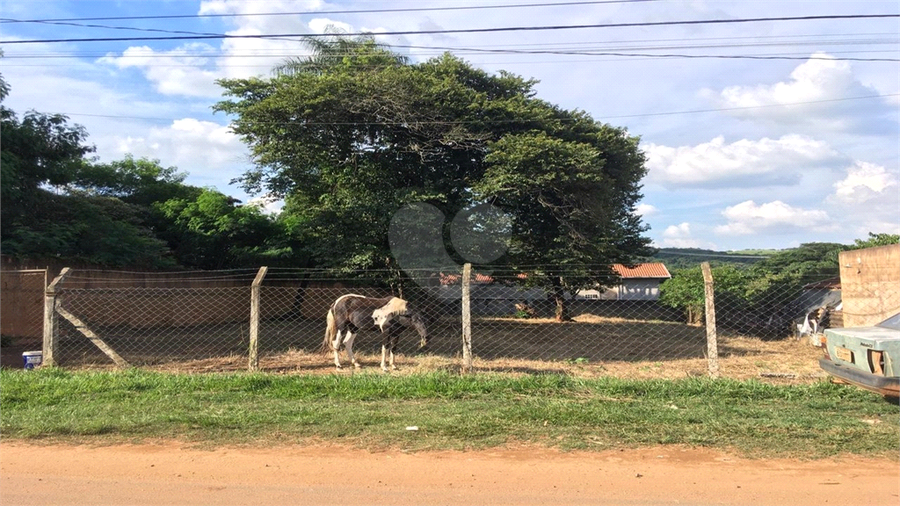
left=391, top=310, right=429, bottom=349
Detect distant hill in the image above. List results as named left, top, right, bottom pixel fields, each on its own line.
left=648, top=248, right=772, bottom=270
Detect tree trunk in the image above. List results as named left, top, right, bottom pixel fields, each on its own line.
left=687, top=306, right=703, bottom=325
left=388, top=262, right=405, bottom=299
left=551, top=281, right=572, bottom=322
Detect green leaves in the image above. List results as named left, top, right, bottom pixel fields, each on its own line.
left=156, top=189, right=285, bottom=269
left=215, top=36, right=653, bottom=288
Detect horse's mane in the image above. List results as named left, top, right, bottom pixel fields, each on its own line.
left=372, top=297, right=408, bottom=331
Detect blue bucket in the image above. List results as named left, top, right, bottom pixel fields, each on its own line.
left=22, top=351, right=42, bottom=370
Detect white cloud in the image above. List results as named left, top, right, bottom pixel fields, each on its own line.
left=824, top=162, right=900, bottom=239
left=644, top=135, right=841, bottom=189
left=830, top=161, right=898, bottom=204
left=715, top=200, right=832, bottom=236
left=635, top=203, right=657, bottom=217
left=98, top=1, right=329, bottom=92
left=99, top=44, right=223, bottom=98
left=717, top=54, right=860, bottom=107
left=245, top=194, right=284, bottom=214
left=657, top=222, right=716, bottom=249
left=199, top=0, right=324, bottom=80
left=701, top=53, right=889, bottom=134
left=308, top=18, right=354, bottom=34
left=663, top=222, right=692, bottom=239
left=107, top=118, right=248, bottom=188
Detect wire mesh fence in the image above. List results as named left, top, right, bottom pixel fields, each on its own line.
left=6, top=258, right=898, bottom=378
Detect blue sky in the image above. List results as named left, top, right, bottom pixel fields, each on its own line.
left=1, top=0, right=898, bottom=251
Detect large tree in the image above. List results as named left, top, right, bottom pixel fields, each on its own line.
left=216, top=36, right=653, bottom=317
left=476, top=125, right=652, bottom=320
left=0, top=77, right=175, bottom=267
left=1, top=89, right=95, bottom=232
left=156, top=189, right=288, bottom=270
left=71, top=154, right=201, bottom=207
left=1, top=70, right=286, bottom=269
left=851, top=232, right=899, bottom=249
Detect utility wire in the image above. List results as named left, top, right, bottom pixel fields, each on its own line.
left=7, top=31, right=894, bottom=56
left=0, top=0, right=661, bottom=46
left=43, top=93, right=899, bottom=124
left=5, top=33, right=896, bottom=60
left=390, top=43, right=900, bottom=62
left=0, top=0, right=657, bottom=24
left=3, top=14, right=898, bottom=45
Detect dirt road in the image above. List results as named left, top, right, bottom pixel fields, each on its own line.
left=2, top=442, right=897, bottom=505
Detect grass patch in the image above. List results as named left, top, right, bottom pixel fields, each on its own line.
left=1, top=368, right=896, bottom=458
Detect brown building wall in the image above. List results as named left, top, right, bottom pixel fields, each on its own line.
left=0, top=270, right=47, bottom=339
left=1, top=255, right=388, bottom=335
left=839, top=244, right=900, bottom=327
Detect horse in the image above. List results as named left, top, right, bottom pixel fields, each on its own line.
left=322, top=294, right=428, bottom=372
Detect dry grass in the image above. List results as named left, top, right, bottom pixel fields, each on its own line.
left=39, top=313, right=830, bottom=386
left=143, top=335, right=828, bottom=388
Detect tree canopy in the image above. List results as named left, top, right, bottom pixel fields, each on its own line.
left=0, top=73, right=285, bottom=269
left=656, top=240, right=896, bottom=336
left=851, top=232, right=899, bottom=249
left=3, top=47, right=890, bottom=298
left=215, top=35, right=653, bottom=318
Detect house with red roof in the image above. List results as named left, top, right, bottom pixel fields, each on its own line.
left=437, top=263, right=672, bottom=301
left=576, top=263, right=672, bottom=301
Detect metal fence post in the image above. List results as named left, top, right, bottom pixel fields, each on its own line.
left=701, top=262, right=719, bottom=378
left=43, top=267, right=71, bottom=367
left=249, top=266, right=268, bottom=371
left=461, top=263, right=473, bottom=373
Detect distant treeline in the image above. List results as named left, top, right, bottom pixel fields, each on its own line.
left=649, top=248, right=770, bottom=270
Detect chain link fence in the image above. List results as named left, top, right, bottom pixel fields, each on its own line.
left=6, top=254, right=898, bottom=379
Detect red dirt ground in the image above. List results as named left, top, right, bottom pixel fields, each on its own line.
left=2, top=442, right=898, bottom=505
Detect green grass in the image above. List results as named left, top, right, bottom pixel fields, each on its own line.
left=1, top=368, right=897, bottom=459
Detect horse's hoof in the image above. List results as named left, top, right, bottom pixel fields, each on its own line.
left=335, top=365, right=343, bottom=370
left=353, top=363, right=362, bottom=369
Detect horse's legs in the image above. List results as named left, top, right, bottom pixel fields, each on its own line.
left=344, top=331, right=361, bottom=368
left=389, top=336, right=399, bottom=371
left=381, top=336, right=399, bottom=373
left=332, top=330, right=344, bottom=369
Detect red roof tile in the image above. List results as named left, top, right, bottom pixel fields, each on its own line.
left=611, top=263, right=671, bottom=279
left=439, top=263, right=670, bottom=284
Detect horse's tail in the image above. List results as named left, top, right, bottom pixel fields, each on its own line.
left=321, top=308, right=337, bottom=354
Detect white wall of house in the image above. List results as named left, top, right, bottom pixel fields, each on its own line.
left=573, top=288, right=618, bottom=300
left=617, top=279, right=664, bottom=300
left=439, top=279, right=666, bottom=302
left=575, top=280, right=664, bottom=301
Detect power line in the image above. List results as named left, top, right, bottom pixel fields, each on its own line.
left=390, top=43, right=900, bottom=62
left=5, top=32, right=895, bottom=60
left=0, top=1, right=656, bottom=24
left=9, top=31, right=894, bottom=54
left=0, top=1, right=661, bottom=48
left=41, top=93, right=898, bottom=124
left=3, top=14, right=898, bottom=45
left=4, top=51, right=892, bottom=66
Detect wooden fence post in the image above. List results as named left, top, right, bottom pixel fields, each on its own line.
left=248, top=266, right=269, bottom=372
left=461, top=263, right=473, bottom=373
left=42, top=267, right=71, bottom=367
left=701, top=262, right=719, bottom=378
